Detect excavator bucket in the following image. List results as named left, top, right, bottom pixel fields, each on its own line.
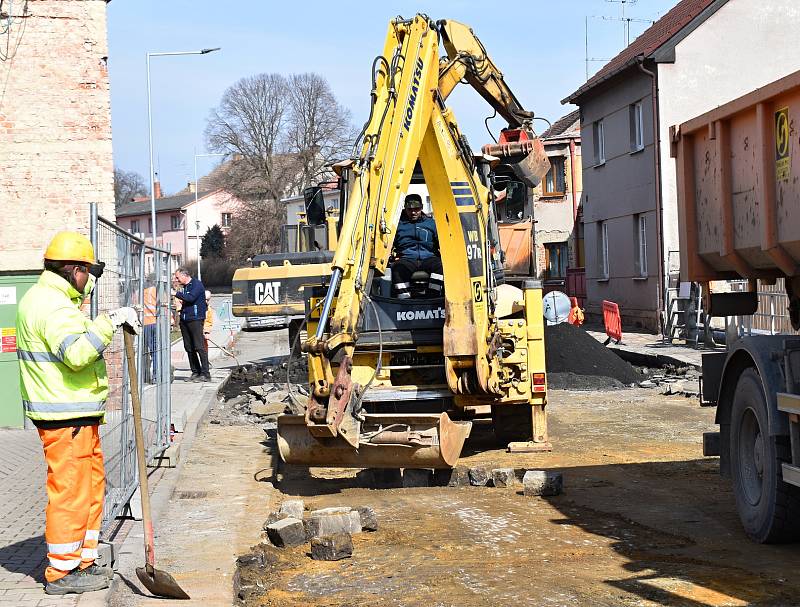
left=277, top=412, right=472, bottom=469
left=482, top=128, right=550, bottom=188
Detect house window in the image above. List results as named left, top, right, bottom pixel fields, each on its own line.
left=171, top=215, right=181, bottom=230
left=130, top=219, right=140, bottom=234
left=635, top=214, right=648, bottom=277
left=545, top=242, right=569, bottom=279
left=599, top=221, right=609, bottom=278
left=542, top=157, right=566, bottom=197
left=594, top=119, right=605, bottom=165
left=630, top=101, right=644, bottom=151
left=221, top=212, right=232, bottom=228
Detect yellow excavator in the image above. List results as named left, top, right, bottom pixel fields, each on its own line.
left=278, top=14, right=551, bottom=469
left=231, top=184, right=339, bottom=346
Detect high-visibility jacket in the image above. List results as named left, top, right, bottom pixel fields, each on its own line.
left=16, top=271, right=115, bottom=423
left=143, top=286, right=157, bottom=326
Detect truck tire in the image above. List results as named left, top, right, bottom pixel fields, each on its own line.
left=492, top=405, right=532, bottom=444
left=730, top=368, right=800, bottom=543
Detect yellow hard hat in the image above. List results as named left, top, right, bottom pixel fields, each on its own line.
left=44, top=231, right=96, bottom=264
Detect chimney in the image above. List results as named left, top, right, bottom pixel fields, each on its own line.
left=187, top=181, right=196, bottom=193
left=153, top=179, right=162, bottom=199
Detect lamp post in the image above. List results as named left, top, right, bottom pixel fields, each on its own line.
left=193, top=151, right=225, bottom=283
left=195, top=220, right=201, bottom=282
left=146, top=47, right=221, bottom=247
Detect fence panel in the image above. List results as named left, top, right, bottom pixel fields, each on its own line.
left=89, top=203, right=172, bottom=531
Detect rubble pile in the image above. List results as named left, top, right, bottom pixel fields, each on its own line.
left=261, top=499, right=379, bottom=560
left=545, top=323, right=643, bottom=390
left=211, top=360, right=309, bottom=426
left=638, top=364, right=700, bottom=397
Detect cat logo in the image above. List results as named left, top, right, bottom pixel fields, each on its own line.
left=254, top=281, right=281, bottom=305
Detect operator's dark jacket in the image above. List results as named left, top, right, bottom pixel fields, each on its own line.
left=394, top=214, right=439, bottom=261
left=174, top=278, right=207, bottom=322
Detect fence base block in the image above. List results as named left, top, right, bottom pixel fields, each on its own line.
left=148, top=443, right=181, bottom=469
left=96, top=540, right=117, bottom=572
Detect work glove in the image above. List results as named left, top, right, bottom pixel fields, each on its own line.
left=108, top=307, right=142, bottom=335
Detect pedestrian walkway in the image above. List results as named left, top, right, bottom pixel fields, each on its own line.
left=0, top=296, right=239, bottom=604
left=0, top=429, right=72, bottom=607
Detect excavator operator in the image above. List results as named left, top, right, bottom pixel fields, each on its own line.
left=391, top=194, right=444, bottom=299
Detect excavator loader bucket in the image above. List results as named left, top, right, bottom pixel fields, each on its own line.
left=482, top=129, right=550, bottom=188
left=277, top=412, right=472, bottom=469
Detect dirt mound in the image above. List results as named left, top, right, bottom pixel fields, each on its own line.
left=545, top=323, right=641, bottom=389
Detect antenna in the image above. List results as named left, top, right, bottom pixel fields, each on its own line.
left=584, top=1, right=655, bottom=81
left=606, top=0, right=638, bottom=46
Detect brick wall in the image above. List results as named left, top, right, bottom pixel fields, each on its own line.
left=0, top=0, right=114, bottom=272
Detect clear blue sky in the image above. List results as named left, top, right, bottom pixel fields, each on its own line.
left=108, top=0, right=679, bottom=195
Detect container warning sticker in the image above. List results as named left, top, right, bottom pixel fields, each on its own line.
left=776, top=107, right=790, bottom=182
left=1, top=327, right=16, bottom=354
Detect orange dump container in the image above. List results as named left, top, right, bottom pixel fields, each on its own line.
left=672, top=69, right=800, bottom=284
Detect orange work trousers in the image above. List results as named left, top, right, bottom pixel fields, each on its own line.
left=38, top=424, right=105, bottom=582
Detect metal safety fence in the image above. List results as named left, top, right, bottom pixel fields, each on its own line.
left=729, top=278, right=799, bottom=337
left=89, top=203, right=173, bottom=531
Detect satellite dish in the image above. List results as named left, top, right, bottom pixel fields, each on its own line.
left=542, top=290, right=572, bottom=325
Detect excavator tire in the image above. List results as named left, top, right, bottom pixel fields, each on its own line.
left=491, top=404, right=532, bottom=445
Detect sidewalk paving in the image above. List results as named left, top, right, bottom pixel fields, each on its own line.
left=0, top=296, right=240, bottom=605
left=584, top=325, right=718, bottom=370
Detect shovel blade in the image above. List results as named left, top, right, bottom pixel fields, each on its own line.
left=136, top=566, right=190, bottom=600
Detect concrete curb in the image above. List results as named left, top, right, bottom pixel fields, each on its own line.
left=78, top=368, right=232, bottom=606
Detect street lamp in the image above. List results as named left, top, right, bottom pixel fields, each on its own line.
left=146, top=47, right=221, bottom=247
left=193, top=151, right=225, bottom=283
left=195, top=220, right=201, bottom=282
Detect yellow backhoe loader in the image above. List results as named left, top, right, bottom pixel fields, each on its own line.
left=278, top=14, right=551, bottom=469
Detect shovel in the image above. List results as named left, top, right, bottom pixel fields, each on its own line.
left=123, top=330, right=190, bottom=600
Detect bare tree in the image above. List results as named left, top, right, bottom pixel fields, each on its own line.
left=204, top=72, right=354, bottom=261
left=285, top=73, right=356, bottom=192
left=114, top=168, right=149, bottom=207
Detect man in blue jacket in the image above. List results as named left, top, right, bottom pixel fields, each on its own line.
left=392, top=194, right=444, bottom=299
left=172, top=267, right=209, bottom=381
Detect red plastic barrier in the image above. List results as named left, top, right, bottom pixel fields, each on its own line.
left=602, top=300, right=622, bottom=343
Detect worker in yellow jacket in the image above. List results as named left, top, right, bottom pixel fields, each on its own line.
left=16, top=231, right=141, bottom=596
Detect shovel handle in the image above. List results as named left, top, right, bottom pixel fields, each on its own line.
left=124, top=330, right=156, bottom=570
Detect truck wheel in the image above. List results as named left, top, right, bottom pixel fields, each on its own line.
left=492, top=405, right=532, bottom=444
left=730, top=368, right=800, bottom=543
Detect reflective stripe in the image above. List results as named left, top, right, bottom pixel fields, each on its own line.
left=85, top=330, right=107, bottom=355
left=17, top=349, right=62, bottom=363
left=397, top=292, right=411, bottom=299
left=23, top=400, right=104, bottom=413
left=48, top=540, right=82, bottom=554
left=429, top=273, right=444, bottom=281
left=428, top=284, right=443, bottom=291
left=81, top=548, right=99, bottom=560
left=57, top=334, right=81, bottom=360
left=57, top=329, right=106, bottom=361
left=394, top=282, right=410, bottom=289
left=49, top=556, right=82, bottom=571
left=84, top=530, right=100, bottom=542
